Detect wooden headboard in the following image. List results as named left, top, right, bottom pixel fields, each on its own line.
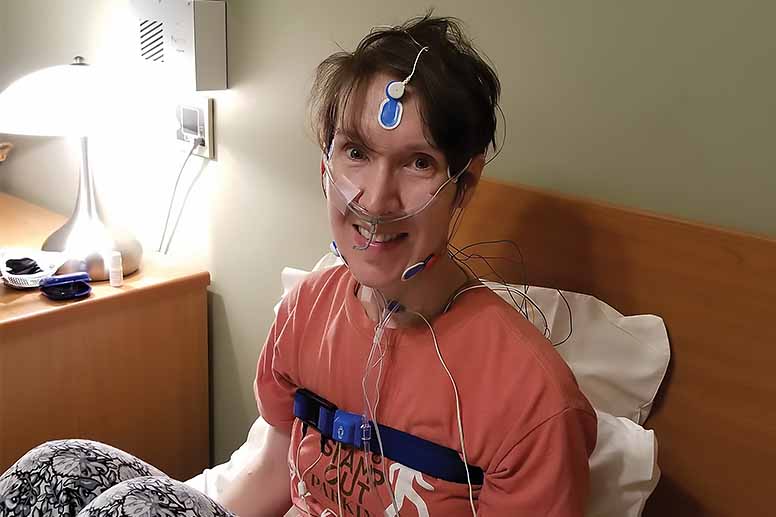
left=452, top=178, right=776, bottom=517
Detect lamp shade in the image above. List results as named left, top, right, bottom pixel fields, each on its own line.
left=0, top=56, right=142, bottom=280
left=0, top=56, right=103, bottom=137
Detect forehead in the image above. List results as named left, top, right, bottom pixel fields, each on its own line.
left=337, top=73, right=440, bottom=155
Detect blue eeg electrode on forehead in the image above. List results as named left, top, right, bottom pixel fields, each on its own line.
left=378, top=46, right=428, bottom=130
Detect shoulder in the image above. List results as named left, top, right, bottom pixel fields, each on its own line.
left=281, top=265, right=350, bottom=313
left=446, top=287, right=594, bottom=428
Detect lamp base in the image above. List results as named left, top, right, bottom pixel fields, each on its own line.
left=43, top=220, right=143, bottom=281
left=39, top=135, right=142, bottom=281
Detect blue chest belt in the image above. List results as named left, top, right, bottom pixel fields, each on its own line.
left=293, top=388, right=484, bottom=485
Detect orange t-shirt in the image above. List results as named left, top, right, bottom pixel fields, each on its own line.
left=256, top=266, right=596, bottom=516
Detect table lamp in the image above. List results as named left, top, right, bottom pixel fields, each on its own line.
left=0, top=56, right=142, bottom=280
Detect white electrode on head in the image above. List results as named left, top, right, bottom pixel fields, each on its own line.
left=109, top=251, right=123, bottom=287
left=387, top=81, right=405, bottom=99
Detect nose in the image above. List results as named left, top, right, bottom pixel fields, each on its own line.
left=355, top=160, right=402, bottom=215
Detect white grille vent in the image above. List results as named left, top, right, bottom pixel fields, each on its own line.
left=140, top=19, right=164, bottom=62
left=130, top=0, right=226, bottom=91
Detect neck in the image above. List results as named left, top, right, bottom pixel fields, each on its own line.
left=358, top=252, right=473, bottom=327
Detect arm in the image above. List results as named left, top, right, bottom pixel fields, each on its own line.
left=221, top=282, right=303, bottom=516
left=477, top=407, right=597, bottom=517
left=219, top=424, right=293, bottom=517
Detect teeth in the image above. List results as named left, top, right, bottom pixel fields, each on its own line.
left=357, top=226, right=402, bottom=243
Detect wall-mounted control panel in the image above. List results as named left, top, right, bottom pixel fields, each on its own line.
left=176, top=96, right=214, bottom=159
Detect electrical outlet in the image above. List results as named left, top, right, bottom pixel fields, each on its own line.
left=176, top=96, right=214, bottom=160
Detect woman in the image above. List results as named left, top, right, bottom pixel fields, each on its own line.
left=0, top=14, right=595, bottom=517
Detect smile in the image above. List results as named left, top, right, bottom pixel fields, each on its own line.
left=354, top=225, right=407, bottom=244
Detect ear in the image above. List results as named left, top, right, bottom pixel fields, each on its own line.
left=456, top=153, right=485, bottom=209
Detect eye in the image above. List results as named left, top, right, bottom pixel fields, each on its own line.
left=346, top=146, right=366, bottom=161
left=413, top=156, right=431, bottom=170
left=409, top=154, right=438, bottom=174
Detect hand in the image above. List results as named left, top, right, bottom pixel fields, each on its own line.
left=0, top=142, right=13, bottom=163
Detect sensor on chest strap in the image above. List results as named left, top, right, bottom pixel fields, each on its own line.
left=292, top=388, right=485, bottom=485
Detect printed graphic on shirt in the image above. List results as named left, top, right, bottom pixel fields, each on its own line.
left=301, top=440, right=434, bottom=517
left=384, top=463, right=434, bottom=517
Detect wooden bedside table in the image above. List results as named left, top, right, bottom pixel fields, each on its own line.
left=0, top=192, right=211, bottom=480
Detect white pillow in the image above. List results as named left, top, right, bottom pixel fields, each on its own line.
left=483, top=282, right=670, bottom=425
left=185, top=410, right=659, bottom=517
left=587, top=410, right=660, bottom=517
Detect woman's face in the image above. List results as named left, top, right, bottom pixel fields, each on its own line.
left=326, top=73, right=461, bottom=292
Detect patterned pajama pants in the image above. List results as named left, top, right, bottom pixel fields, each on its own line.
left=0, top=440, right=235, bottom=517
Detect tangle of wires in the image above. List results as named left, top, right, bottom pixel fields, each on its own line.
left=360, top=293, right=402, bottom=515
left=446, top=238, right=573, bottom=348
left=446, top=106, right=572, bottom=347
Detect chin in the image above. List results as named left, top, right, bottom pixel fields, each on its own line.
left=347, top=260, right=404, bottom=290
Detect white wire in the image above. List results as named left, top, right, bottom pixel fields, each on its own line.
left=321, top=154, right=471, bottom=234
left=444, top=283, right=553, bottom=340
left=413, top=310, right=477, bottom=517
left=369, top=301, right=395, bottom=416
left=367, top=339, right=390, bottom=502
left=293, top=435, right=305, bottom=480
left=368, top=373, right=399, bottom=515
left=157, top=138, right=202, bottom=253
left=371, top=346, right=387, bottom=417
left=490, top=285, right=550, bottom=337
left=336, top=444, right=344, bottom=517
left=363, top=335, right=388, bottom=497
left=443, top=284, right=489, bottom=312
left=403, top=46, right=429, bottom=85
left=301, top=450, right=324, bottom=485
left=362, top=305, right=395, bottom=403
left=292, top=432, right=322, bottom=517
left=360, top=303, right=401, bottom=515
left=362, top=304, right=395, bottom=418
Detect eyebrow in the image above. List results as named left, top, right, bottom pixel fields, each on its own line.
left=402, top=142, right=442, bottom=156
left=337, top=130, right=443, bottom=160
left=336, top=130, right=376, bottom=152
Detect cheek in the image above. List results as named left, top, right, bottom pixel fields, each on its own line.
left=327, top=203, right=347, bottom=229
left=412, top=204, right=455, bottom=245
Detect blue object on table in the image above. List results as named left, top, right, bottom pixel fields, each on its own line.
left=39, top=272, right=92, bottom=300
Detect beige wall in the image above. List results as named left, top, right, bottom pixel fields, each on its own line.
left=1, top=0, right=774, bottom=465
left=0, top=1, right=6, bottom=90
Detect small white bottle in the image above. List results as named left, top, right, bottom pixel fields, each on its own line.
left=109, top=251, right=123, bottom=287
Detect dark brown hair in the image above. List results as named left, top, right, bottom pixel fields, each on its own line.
left=309, top=14, right=501, bottom=174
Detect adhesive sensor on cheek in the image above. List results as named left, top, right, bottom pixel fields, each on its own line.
left=401, top=253, right=436, bottom=281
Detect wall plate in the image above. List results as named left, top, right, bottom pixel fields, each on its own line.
left=176, top=96, right=214, bottom=160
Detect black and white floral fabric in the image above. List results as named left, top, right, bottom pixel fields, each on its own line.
left=0, top=440, right=235, bottom=517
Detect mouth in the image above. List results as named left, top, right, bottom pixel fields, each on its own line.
left=353, top=224, right=408, bottom=246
